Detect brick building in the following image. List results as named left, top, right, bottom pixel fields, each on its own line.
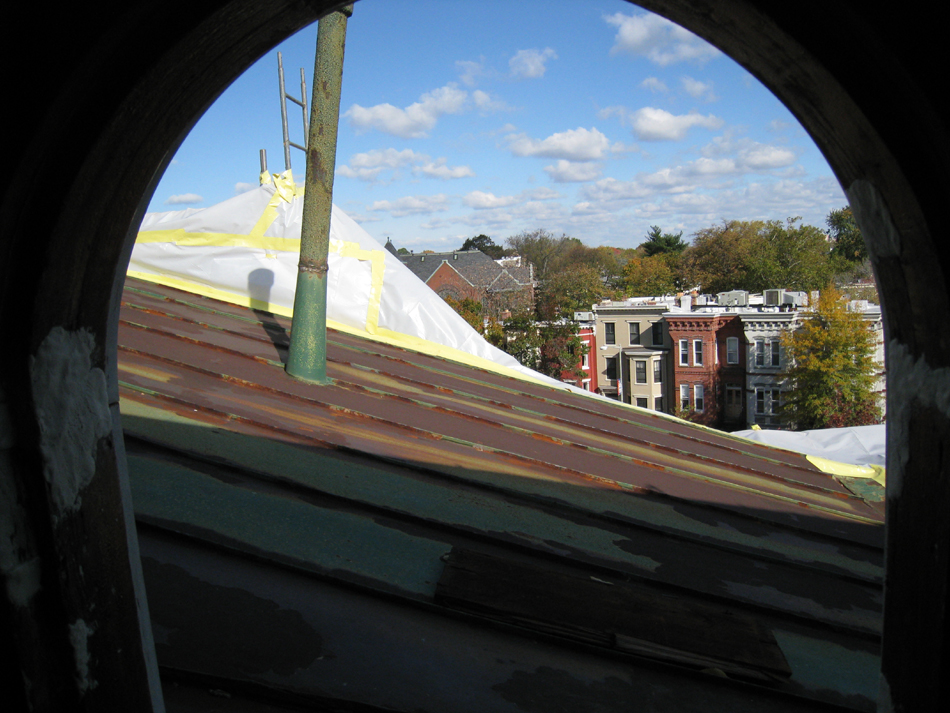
left=398, top=250, right=534, bottom=318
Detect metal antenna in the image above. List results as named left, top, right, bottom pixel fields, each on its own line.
left=277, top=51, right=311, bottom=172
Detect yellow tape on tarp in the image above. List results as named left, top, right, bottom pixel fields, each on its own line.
left=130, top=168, right=553, bottom=387
left=807, top=455, right=886, bottom=485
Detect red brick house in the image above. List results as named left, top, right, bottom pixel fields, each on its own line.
left=665, top=309, right=744, bottom=428
left=398, top=250, right=535, bottom=319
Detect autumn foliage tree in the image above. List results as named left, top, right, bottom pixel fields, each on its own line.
left=779, top=285, right=882, bottom=429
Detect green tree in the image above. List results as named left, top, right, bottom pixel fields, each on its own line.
left=685, top=218, right=835, bottom=294
left=685, top=220, right=765, bottom=294
left=641, top=225, right=688, bottom=257
left=443, top=296, right=484, bottom=333
left=827, top=206, right=867, bottom=262
left=752, top=217, right=837, bottom=292
left=501, top=303, right=587, bottom=380
left=460, top=234, right=506, bottom=260
left=538, top=264, right=613, bottom=315
left=505, top=229, right=576, bottom=282
left=780, top=284, right=882, bottom=430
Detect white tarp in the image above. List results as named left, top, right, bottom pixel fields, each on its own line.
left=130, top=172, right=570, bottom=389
left=732, top=424, right=886, bottom=468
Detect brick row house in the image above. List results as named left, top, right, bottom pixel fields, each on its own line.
left=665, top=308, right=745, bottom=428
left=395, top=247, right=535, bottom=319
left=584, top=290, right=884, bottom=431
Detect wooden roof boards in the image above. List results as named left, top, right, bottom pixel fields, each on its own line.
left=119, top=276, right=884, bottom=712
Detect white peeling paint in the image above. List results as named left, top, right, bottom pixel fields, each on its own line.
left=847, top=180, right=901, bottom=259
left=69, top=619, right=98, bottom=694
left=883, top=341, right=950, bottom=499
left=29, top=327, right=111, bottom=519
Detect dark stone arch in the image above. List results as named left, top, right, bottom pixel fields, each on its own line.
left=1, top=2, right=947, bottom=710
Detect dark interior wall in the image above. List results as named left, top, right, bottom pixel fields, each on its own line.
left=1, top=1, right=947, bottom=710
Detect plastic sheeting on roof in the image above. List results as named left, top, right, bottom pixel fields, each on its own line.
left=130, top=171, right=569, bottom=389
left=733, top=424, right=885, bottom=478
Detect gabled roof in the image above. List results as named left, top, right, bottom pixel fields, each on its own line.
left=399, top=249, right=534, bottom=290
left=120, top=275, right=884, bottom=711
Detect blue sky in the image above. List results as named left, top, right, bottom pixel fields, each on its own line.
left=148, top=0, right=847, bottom=252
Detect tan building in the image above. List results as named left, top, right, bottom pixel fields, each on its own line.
left=593, top=300, right=672, bottom=411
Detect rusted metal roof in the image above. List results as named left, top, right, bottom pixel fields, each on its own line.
left=119, top=276, right=883, bottom=712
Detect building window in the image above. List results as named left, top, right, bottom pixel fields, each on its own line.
left=654, top=396, right=663, bottom=412
left=726, top=337, right=739, bottom=364
left=635, top=360, right=647, bottom=384
left=582, top=352, right=589, bottom=369
left=605, top=355, right=618, bottom=382
left=755, top=388, right=783, bottom=415
left=653, top=359, right=662, bottom=383
left=652, top=321, right=664, bottom=346
left=680, top=383, right=690, bottom=411
left=693, top=339, right=703, bottom=366
left=636, top=397, right=648, bottom=408
left=605, top=322, right=615, bottom=345
left=694, top=384, right=705, bottom=413
left=754, top=339, right=780, bottom=368
left=629, top=322, right=640, bottom=345
left=679, top=339, right=689, bottom=366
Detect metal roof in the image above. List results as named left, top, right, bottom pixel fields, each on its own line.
left=119, top=276, right=883, bottom=712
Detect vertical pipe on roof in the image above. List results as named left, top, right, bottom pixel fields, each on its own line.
left=286, top=4, right=353, bottom=385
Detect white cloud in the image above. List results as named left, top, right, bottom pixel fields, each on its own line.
left=640, top=77, right=668, bottom=93
left=463, top=191, right=519, bottom=209
left=604, top=12, right=720, bottom=65
left=544, top=160, right=603, bottom=183
left=507, top=127, right=611, bottom=160
left=414, top=158, right=475, bottom=179
left=456, top=59, right=484, bottom=87
left=509, top=48, right=557, bottom=79
left=738, top=143, right=796, bottom=170
left=337, top=148, right=423, bottom=180
left=629, top=107, right=723, bottom=141
left=681, top=76, right=716, bottom=101
left=344, top=84, right=468, bottom=138
left=234, top=183, right=256, bottom=194
left=472, top=90, right=509, bottom=112
left=165, top=193, right=203, bottom=205
left=338, top=149, right=473, bottom=182
left=369, top=194, right=450, bottom=217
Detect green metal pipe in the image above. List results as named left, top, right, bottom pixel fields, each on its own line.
left=286, top=4, right=353, bottom=385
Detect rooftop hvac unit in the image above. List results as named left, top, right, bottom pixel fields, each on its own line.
left=717, top=290, right=749, bottom=307
left=784, top=291, right=807, bottom=307
left=764, top=289, right=785, bottom=306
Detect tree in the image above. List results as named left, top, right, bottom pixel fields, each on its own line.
left=752, top=217, right=837, bottom=292
left=685, top=218, right=836, bottom=294
left=500, top=307, right=587, bottom=380
left=685, top=220, right=765, bottom=294
left=827, top=206, right=867, bottom=262
left=443, top=295, right=484, bottom=333
left=538, top=265, right=613, bottom=315
left=620, top=255, right=677, bottom=296
left=641, top=226, right=688, bottom=257
left=780, top=284, right=882, bottom=430
left=460, top=234, right=506, bottom=260
left=505, top=229, right=576, bottom=283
